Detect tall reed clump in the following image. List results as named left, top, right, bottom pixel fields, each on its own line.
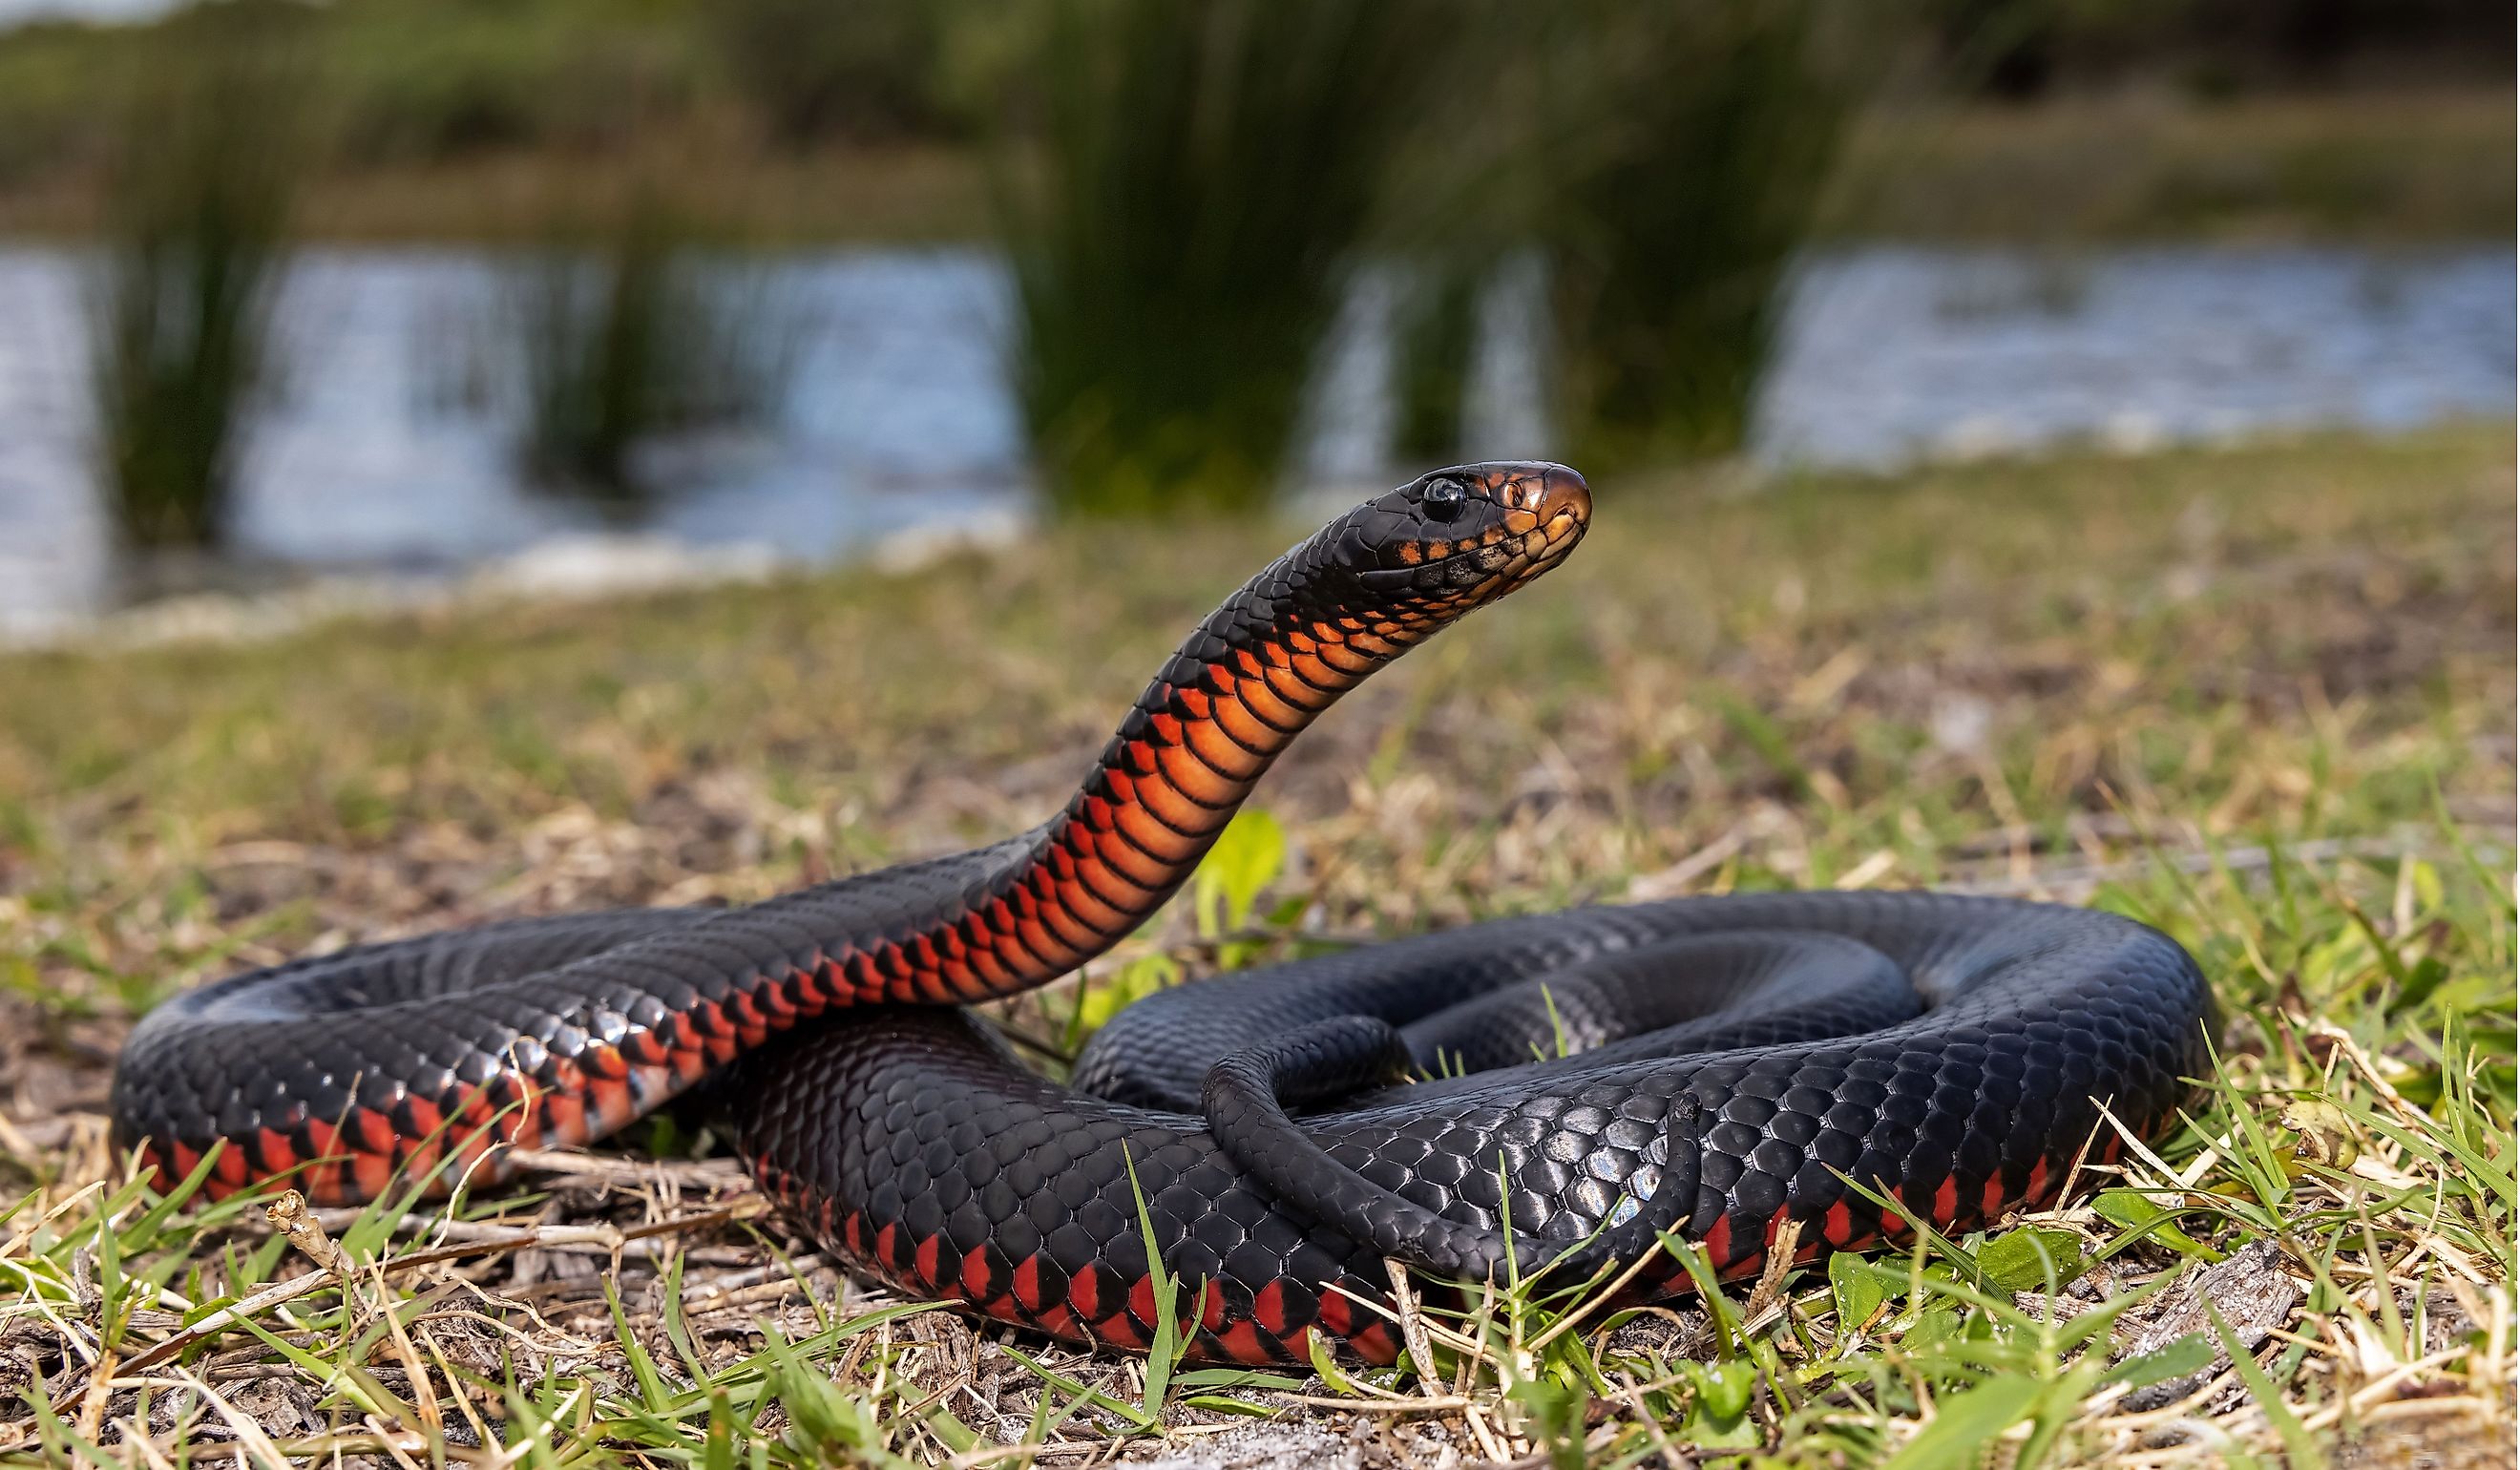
left=504, top=187, right=796, bottom=517
left=90, top=0, right=308, bottom=552
left=1391, top=263, right=1485, bottom=467
left=996, top=0, right=1434, bottom=517
left=1374, top=1, right=1540, bottom=471
left=1538, top=0, right=1859, bottom=472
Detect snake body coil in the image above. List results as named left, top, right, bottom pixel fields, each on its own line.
left=113, top=464, right=2211, bottom=1366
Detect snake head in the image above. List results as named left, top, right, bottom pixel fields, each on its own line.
left=1331, top=462, right=1591, bottom=618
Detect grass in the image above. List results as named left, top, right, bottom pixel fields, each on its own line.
left=0, top=423, right=2510, bottom=1463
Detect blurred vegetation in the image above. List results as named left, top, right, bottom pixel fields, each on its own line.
left=1922, top=0, right=2508, bottom=100
left=0, top=0, right=2506, bottom=531
left=1390, top=263, right=1485, bottom=469
left=0, top=0, right=2503, bottom=242
left=1538, top=1, right=1861, bottom=472
left=1821, top=88, right=2515, bottom=243
left=501, top=188, right=798, bottom=514
left=88, top=0, right=308, bottom=553
left=993, top=0, right=1435, bottom=516
left=706, top=0, right=953, bottom=149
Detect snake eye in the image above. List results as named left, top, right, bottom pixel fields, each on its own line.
left=1421, top=476, right=1466, bottom=520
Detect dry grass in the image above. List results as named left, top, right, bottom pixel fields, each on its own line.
left=0, top=423, right=2511, bottom=1465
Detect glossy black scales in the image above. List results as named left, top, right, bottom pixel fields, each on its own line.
left=106, top=462, right=2213, bottom=1367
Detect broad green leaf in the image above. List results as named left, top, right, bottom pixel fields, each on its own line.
left=1193, top=808, right=1287, bottom=938
left=1902, top=1306, right=1963, bottom=1351
left=1687, top=1358, right=1758, bottom=1422
left=1830, top=1250, right=1886, bottom=1335
left=1977, top=1228, right=2088, bottom=1292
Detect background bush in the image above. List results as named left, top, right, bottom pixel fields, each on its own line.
left=90, top=0, right=308, bottom=553
left=995, top=0, right=1437, bottom=516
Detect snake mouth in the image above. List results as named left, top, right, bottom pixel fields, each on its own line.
left=1418, top=463, right=1590, bottom=605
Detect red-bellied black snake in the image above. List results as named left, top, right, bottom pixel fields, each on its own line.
left=114, top=463, right=2211, bottom=1364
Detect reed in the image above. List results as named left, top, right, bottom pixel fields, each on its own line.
left=1390, top=262, right=1485, bottom=469
left=1539, top=0, right=1859, bottom=472
left=504, top=188, right=796, bottom=516
left=88, top=0, right=307, bottom=552
left=995, top=0, right=1432, bottom=517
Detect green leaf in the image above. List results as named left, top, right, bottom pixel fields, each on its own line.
left=1689, top=1358, right=1758, bottom=1422
left=1674, top=1359, right=1762, bottom=1448
left=2390, top=954, right=2450, bottom=1015
left=1075, top=954, right=1180, bottom=1036
left=1119, top=1144, right=1192, bottom=1421
left=1508, top=1375, right=1589, bottom=1470
left=1193, top=808, right=1287, bottom=938
left=702, top=1390, right=738, bottom=1470
left=1830, top=1250, right=1886, bottom=1335
left=1306, top=1322, right=1365, bottom=1397
left=923, top=1407, right=982, bottom=1454
left=2106, top=1331, right=2217, bottom=1389
left=1902, top=1306, right=1963, bottom=1351
left=1884, top=1375, right=2044, bottom=1470
left=758, top=1319, right=905, bottom=1465
left=1175, top=1368, right=1310, bottom=1391
left=1183, top=1394, right=1282, bottom=1416
left=1977, top=1228, right=2088, bottom=1292
left=2092, top=1189, right=2218, bottom=1261
left=1003, top=1347, right=1154, bottom=1430
left=607, top=1280, right=669, bottom=1408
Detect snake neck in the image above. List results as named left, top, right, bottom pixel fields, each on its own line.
left=844, top=542, right=1445, bottom=1005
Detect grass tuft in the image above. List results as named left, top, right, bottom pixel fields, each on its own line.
left=500, top=186, right=799, bottom=515
left=1539, top=0, right=1863, bottom=472
left=993, top=0, right=1433, bottom=516
left=88, top=0, right=307, bottom=556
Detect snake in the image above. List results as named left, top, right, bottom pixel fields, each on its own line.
left=112, top=462, right=2213, bottom=1366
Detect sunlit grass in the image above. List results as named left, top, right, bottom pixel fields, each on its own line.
left=0, top=425, right=2510, bottom=1463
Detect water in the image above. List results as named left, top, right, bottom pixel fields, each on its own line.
left=0, top=242, right=2508, bottom=634
left=1753, top=246, right=2513, bottom=466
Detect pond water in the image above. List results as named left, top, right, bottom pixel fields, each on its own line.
left=0, top=242, right=2508, bottom=634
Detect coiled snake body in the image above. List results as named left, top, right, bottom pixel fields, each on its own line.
left=113, top=464, right=2211, bottom=1366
